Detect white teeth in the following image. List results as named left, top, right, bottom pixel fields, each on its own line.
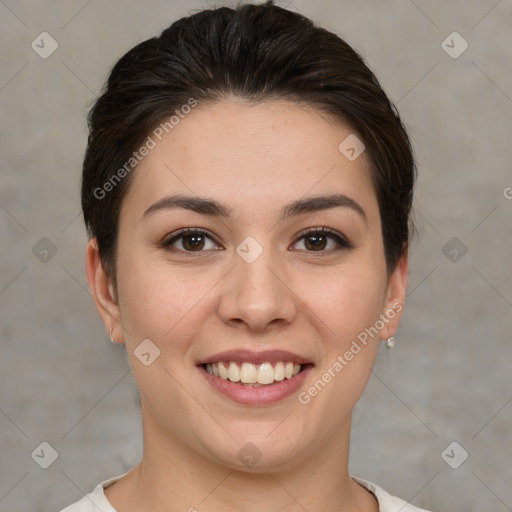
left=256, top=362, right=275, bottom=384
left=240, top=362, right=257, bottom=383
left=274, top=362, right=285, bottom=381
left=218, top=361, right=228, bottom=380
left=228, top=362, right=241, bottom=382
left=284, top=362, right=294, bottom=379
left=206, top=361, right=302, bottom=385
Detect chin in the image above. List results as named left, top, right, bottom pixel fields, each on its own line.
left=198, top=429, right=310, bottom=474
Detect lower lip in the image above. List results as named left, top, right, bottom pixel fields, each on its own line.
left=198, top=365, right=313, bottom=406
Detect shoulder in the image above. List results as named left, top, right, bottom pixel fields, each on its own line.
left=61, top=473, right=435, bottom=512
left=59, top=474, right=124, bottom=512
left=353, top=477, right=435, bottom=512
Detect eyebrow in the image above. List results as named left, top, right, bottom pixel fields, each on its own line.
left=142, top=193, right=367, bottom=224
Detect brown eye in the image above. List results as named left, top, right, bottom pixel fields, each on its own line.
left=164, top=229, right=221, bottom=253
left=291, top=228, right=352, bottom=253
left=181, top=233, right=206, bottom=251
left=304, top=233, right=328, bottom=251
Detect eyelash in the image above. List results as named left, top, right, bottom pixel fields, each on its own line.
left=295, top=227, right=353, bottom=251
left=161, top=227, right=353, bottom=255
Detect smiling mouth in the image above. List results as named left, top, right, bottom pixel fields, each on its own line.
left=202, top=361, right=310, bottom=387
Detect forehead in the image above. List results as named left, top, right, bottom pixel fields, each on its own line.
left=121, top=99, right=379, bottom=222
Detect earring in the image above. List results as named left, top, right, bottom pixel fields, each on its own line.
left=385, top=336, right=395, bottom=349
left=109, top=327, right=115, bottom=343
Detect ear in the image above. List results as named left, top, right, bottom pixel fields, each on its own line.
left=85, top=238, right=124, bottom=343
left=379, top=249, right=408, bottom=340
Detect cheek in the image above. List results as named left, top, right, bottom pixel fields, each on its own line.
left=293, top=265, right=386, bottom=429
left=115, top=256, right=204, bottom=409
left=116, top=253, right=203, bottom=346
left=300, top=262, right=388, bottom=348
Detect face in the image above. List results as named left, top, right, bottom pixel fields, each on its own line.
left=87, top=99, right=407, bottom=472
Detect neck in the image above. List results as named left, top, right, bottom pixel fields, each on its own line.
left=105, top=410, right=377, bottom=512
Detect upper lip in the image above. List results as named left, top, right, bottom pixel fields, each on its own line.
left=197, top=349, right=313, bottom=366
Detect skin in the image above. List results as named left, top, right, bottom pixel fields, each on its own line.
left=86, top=98, right=408, bottom=512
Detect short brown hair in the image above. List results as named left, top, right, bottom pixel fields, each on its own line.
left=82, top=1, right=416, bottom=284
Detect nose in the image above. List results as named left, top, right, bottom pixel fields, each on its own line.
left=217, top=247, right=297, bottom=333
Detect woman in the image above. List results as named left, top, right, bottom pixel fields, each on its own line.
left=63, top=2, right=431, bottom=510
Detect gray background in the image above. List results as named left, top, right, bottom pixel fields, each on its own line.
left=1, top=1, right=511, bottom=511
